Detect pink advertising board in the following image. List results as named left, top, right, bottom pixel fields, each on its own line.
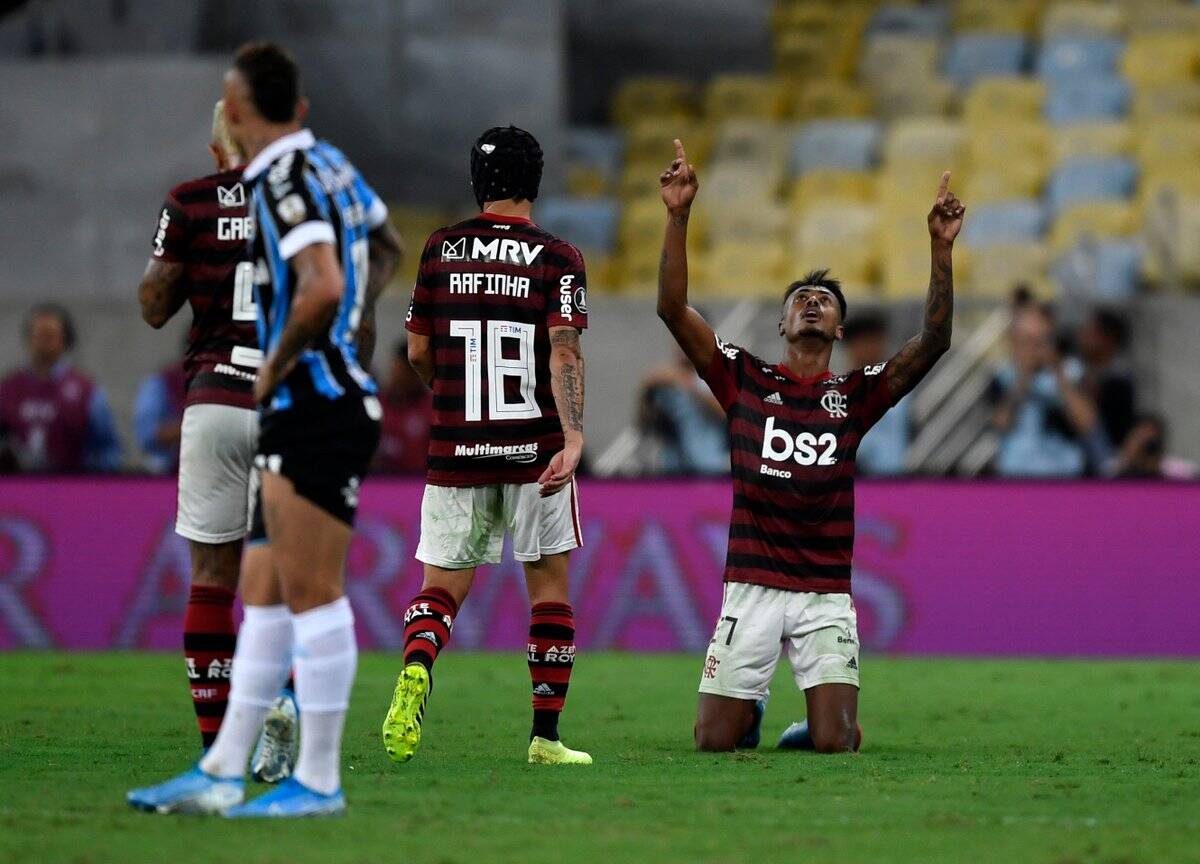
left=0, top=478, right=1197, bottom=655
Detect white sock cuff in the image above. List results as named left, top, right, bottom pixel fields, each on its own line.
left=243, top=604, right=291, bottom=627
left=292, top=596, right=354, bottom=644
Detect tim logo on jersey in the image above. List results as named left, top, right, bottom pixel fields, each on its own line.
left=760, top=417, right=839, bottom=479
left=441, top=236, right=544, bottom=267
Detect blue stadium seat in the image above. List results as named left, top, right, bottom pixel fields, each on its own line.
left=1045, top=77, right=1131, bottom=124
left=1046, top=157, right=1138, bottom=215
left=535, top=197, right=619, bottom=254
left=1052, top=240, right=1142, bottom=304
left=566, top=127, right=624, bottom=177
left=1036, top=37, right=1123, bottom=81
left=869, top=4, right=948, bottom=35
left=791, top=120, right=882, bottom=174
left=960, top=200, right=1046, bottom=246
left=944, top=35, right=1029, bottom=87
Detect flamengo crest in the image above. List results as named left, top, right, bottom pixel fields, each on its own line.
left=821, top=390, right=847, bottom=419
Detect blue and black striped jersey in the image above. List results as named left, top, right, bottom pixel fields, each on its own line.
left=242, top=128, right=388, bottom=415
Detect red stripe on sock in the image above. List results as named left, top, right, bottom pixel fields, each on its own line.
left=183, top=585, right=235, bottom=747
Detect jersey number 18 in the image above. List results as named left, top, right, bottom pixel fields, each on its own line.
left=450, top=319, right=541, bottom=422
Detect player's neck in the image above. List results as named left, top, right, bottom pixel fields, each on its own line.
left=240, top=122, right=303, bottom=163
left=780, top=339, right=832, bottom=379
left=481, top=199, right=533, bottom=220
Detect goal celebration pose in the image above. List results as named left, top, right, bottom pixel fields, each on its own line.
left=382, top=126, right=592, bottom=766
left=655, top=139, right=965, bottom=752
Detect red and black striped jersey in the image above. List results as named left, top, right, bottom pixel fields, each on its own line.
left=405, top=213, right=588, bottom=486
left=701, top=337, right=896, bottom=594
left=151, top=170, right=258, bottom=409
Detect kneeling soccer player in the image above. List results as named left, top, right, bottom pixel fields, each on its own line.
left=656, top=139, right=965, bottom=752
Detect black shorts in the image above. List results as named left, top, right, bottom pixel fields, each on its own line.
left=254, top=393, right=381, bottom=528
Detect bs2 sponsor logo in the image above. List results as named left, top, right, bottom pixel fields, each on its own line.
left=760, top=417, right=839, bottom=478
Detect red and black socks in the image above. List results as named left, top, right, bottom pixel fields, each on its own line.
left=402, top=587, right=459, bottom=673
left=183, top=585, right=236, bottom=749
left=527, top=601, right=576, bottom=741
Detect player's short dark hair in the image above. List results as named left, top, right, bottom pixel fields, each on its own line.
left=233, top=41, right=302, bottom=124
left=782, top=269, right=847, bottom=322
left=1092, top=307, right=1129, bottom=349
left=470, top=125, right=543, bottom=208
left=842, top=311, right=888, bottom=342
left=23, top=302, right=76, bottom=350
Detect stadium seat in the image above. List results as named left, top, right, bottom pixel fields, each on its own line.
left=535, top=198, right=620, bottom=255
left=1143, top=193, right=1200, bottom=284
left=944, top=35, right=1029, bottom=88
left=1051, top=122, right=1133, bottom=164
left=704, top=161, right=782, bottom=205
left=1050, top=200, right=1139, bottom=250
left=774, top=30, right=860, bottom=82
left=883, top=119, right=966, bottom=168
left=960, top=200, right=1046, bottom=246
left=872, top=77, right=957, bottom=121
left=793, top=201, right=880, bottom=292
left=622, top=119, right=712, bottom=172
left=869, top=4, right=948, bottom=36
left=791, top=120, right=882, bottom=174
left=963, top=167, right=1046, bottom=205
left=708, top=199, right=789, bottom=244
left=968, top=121, right=1051, bottom=166
left=697, top=241, right=787, bottom=298
left=1046, top=156, right=1138, bottom=215
left=564, top=128, right=623, bottom=197
left=963, top=77, right=1046, bottom=124
left=860, top=34, right=942, bottom=88
left=611, top=77, right=695, bottom=126
left=711, top=121, right=788, bottom=174
left=1041, top=2, right=1127, bottom=37
left=789, top=79, right=874, bottom=120
left=960, top=242, right=1052, bottom=297
left=1131, top=82, right=1200, bottom=119
left=1051, top=239, right=1143, bottom=303
left=1036, top=37, right=1123, bottom=81
left=1127, top=4, right=1200, bottom=34
left=1134, top=119, right=1200, bottom=166
left=1139, top=167, right=1200, bottom=209
left=703, top=75, right=788, bottom=122
left=1122, top=33, right=1200, bottom=86
left=1045, top=77, right=1131, bottom=125
left=789, top=169, right=876, bottom=210
left=954, top=0, right=1041, bottom=35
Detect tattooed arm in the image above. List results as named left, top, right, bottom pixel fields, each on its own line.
left=539, top=325, right=585, bottom=496
left=656, top=138, right=716, bottom=371
left=885, top=172, right=966, bottom=402
left=138, top=259, right=188, bottom=329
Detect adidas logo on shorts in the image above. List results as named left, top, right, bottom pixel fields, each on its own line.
left=764, top=392, right=783, bottom=406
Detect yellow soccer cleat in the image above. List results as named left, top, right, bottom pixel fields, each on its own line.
left=527, top=737, right=593, bottom=765
left=382, top=663, right=430, bottom=764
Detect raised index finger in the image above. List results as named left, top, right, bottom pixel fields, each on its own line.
left=936, top=170, right=951, bottom=204
left=673, top=138, right=687, bottom=164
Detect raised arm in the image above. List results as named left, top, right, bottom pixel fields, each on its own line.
left=656, top=139, right=717, bottom=372
left=253, top=242, right=344, bottom=404
left=357, top=220, right=404, bottom=369
left=538, top=325, right=585, bottom=497
left=885, top=172, right=965, bottom=401
left=138, top=259, right=188, bottom=329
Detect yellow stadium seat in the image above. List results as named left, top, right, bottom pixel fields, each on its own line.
left=968, top=122, right=1050, bottom=165
left=711, top=120, right=787, bottom=167
left=388, top=205, right=450, bottom=286
left=1143, top=194, right=1200, bottom=285
left=794, top=202, right=880, bottom=290
left=1042, top=2, right=1126, bottom=37
left=774, top=29, right=860, bottom=82
left=1132, top=82, right=1200, bottom=119
left=788, top=79, right=874, bottom=120
left=708, top=199, right=789, bottom=243
left=954, top=0, right=1041, bottom=35
left=565, top=165, right=609, bottom=198
left=884, top=119, right=967, bottom=168
left=1050, top=201, right=1140, bottom=250
left=703, top=75, right=788, bottom=122
left=623, top=119, right=713, bottom=171
left=962, top=167, right=1045, bottom=204
left=789, top=170, right=876, bottom=210
left=959, top=242, right=1051, bottom=298
left=618, top=197, right=710, bottom=254
left=860, top=35, right=942, bottom=89
left=1139, top=167, right=1200, bottom=208
left=1051, top=122, right=1133, bottom=164
left=963, top=78, right=1046, bottom=126
left=697, top=241, right=787, bottom=298
left=872, top=78, right=957, bottom=121
left=1135, top=119, right=1200, bottom=165
left=1122, top=34, right=1200, bottom=87
left=611, top=77, right=696, bottom=127
left=1128, top=4, right=1200, bottom=34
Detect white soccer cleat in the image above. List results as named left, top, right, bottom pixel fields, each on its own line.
left=251, top=690, right=299, bottom=784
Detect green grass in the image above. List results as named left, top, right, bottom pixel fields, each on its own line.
left=2, top=653, right=1199, bottom=864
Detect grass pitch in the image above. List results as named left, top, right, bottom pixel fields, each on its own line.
left=2, top=652, right=1198, bottom=864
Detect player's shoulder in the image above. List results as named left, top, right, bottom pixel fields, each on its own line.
left=167, top=169, right=245, bottom=207
left=714, top=335, right=755, bottom=365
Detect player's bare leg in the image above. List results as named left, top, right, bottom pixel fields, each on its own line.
left=383, top=564, right=472, bottom=763
left=524, top=552, right=590, bottom=765
left=184, top=540, right=241, bottom=749
left=779, top=684, right=862, bottom=753
left=694, top=694, right=758, bottom=752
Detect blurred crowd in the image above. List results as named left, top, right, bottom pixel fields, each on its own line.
left=1, top=299, right=1193, bottom=479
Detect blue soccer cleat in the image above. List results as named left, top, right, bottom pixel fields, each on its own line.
left=778, top=720, right=863, bottom=751
left=224, top=777, right=346, bottom=819
left=127, top=765, right=244, bottom=815
left=737, top=698, right=767, bottom=749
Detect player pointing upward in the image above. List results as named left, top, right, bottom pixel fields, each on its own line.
left=656, top=140, right=964, bottom=752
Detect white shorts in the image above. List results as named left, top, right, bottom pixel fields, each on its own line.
left=415, top=480, right=582, bottom=569
left=698, top=582, right=860, bottom=700
left=175, top=403, right=259, bottom=544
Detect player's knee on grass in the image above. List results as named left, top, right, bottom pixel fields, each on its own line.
left=694, top=696, right=755, bottom=752
left=808, top=719, right=857, bottom=754
left=694, top=721, right=741, bottom=752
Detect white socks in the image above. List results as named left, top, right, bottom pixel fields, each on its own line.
left=200, top=604, right=292, bottom=779
left=291, top=596, right=358, bottom=795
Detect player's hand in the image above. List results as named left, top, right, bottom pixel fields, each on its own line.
left=538, top=442, right=582, bottom=497
left=253, top=356, right=294, bottom=405
left=660, top=139, right=699, bottom=215
left=928, top=171, right=965, bottom=245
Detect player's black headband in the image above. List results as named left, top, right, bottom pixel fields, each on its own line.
left=470, top=125, right=543, bottom=209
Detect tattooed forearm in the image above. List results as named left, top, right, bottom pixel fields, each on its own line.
left=886, top=242, right=954, bottom=400
left=138, top=260, right=187, bottom=328
left=549, top=327, right=585, bottom=437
